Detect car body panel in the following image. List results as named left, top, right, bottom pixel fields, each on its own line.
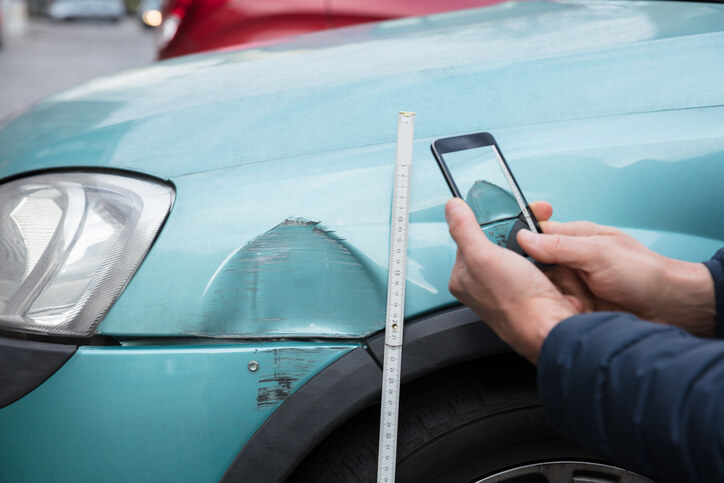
left=330, top=0, right=500, bottom=19
left=96, top=105, right=724, bottom=338
left=1, top=2, right=724, bottom=479
left=157, top=0, right=503, bottom=59
left=1, top=1, right=723, bottom=339
left=0, top=342, right=356, bottom=482
left=160, top=0, right=328, bottom=59
left=1, top=1, right=723, bottom=179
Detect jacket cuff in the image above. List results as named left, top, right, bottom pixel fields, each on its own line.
left=702, top=248, right=724, bottom=338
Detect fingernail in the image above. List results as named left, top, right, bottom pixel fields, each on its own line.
left=445, top=198, right=464, bottom=223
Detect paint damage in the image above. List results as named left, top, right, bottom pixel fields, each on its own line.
left=466, top=180, right=522, bottom=247
left=202, top=218, right=385, bottom=337
left=256, top=347, right=331, bottom=409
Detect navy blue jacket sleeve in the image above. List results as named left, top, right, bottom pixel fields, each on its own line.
left=537, top=313, right=724, bottom=482
left=703, top=247, right=724, bottom=338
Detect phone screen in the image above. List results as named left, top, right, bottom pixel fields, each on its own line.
left=438, top=145, right=525, bottom=224
left=431, top=132, right=543, bottom=255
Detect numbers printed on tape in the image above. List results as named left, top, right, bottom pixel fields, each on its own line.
left=377, top=111, right=414, bottom=483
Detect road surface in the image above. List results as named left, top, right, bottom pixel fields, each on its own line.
left=0, top=17, right=155, bottom=121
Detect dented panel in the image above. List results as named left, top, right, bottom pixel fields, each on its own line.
left=0, top=1, right=721, bottom=340
left=465, top=181, right=520, bottom=226
left=202, top=219, right=385, bottom=337
left=97, top=107, right=724, bottom=339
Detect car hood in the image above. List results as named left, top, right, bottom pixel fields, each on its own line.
left=1, top=0, right=724, bottom=180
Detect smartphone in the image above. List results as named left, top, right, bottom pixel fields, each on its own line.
left=431, top=132, right=544, bottom=260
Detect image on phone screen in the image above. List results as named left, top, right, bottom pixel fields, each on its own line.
left=431, top=132, right=541, bottom=256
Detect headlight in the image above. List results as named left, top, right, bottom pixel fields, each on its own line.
left=0, top=172, right=173, bottom=337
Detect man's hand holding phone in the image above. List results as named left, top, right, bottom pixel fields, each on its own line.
left=431, top=132, right=544, bottom=258
left=445, top=198, right=578, bottom=364
left=517, top=207, right=717, bottom=337
left=446, top=195, right=718, bottom=361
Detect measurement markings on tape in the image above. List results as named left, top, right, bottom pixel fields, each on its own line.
left=377, top=111, right=415, bottom=483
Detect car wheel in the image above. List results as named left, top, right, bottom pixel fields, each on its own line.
left=290, top=355, right=651, bottom=483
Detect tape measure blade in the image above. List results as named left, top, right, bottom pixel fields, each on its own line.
left=385, top=112, right=414, bottom=348
left=377, top=111, right=415, bottom=483
left=378, top=345, right=402, bottom=482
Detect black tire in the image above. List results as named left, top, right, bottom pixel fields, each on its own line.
left=290, top=355, right=649, bottom=483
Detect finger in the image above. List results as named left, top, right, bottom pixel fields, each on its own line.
left=529, top=201, right=552, bottom=222
left=445, top=198, right=489, bottom=254
left=539, top=220, right=619, bottom=237
left=517, top=229, right=600, bottom=269
left=550, top=267, right=596, bottom=311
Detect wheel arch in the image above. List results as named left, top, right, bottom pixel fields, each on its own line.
left=221, top=305, right=511, bottom=482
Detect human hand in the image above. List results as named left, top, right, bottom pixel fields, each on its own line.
left=518, top=205, right=716, bottom=337
left=445, top=198, right=578, bottom=364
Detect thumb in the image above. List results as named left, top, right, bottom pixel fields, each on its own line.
left=445, top=198, right=488, bottom=253
left=517, top=229, right=597, bottom=269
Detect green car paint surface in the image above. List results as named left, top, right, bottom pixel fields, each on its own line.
left=0, top=342, right=356, bottom=482
left=1, top=1, right=723, bottom=179
left=0, top=1, right=723, bottom=481
left=100, top=107, right=724, bottom=338
left=1, top=1, right=723, bottom=338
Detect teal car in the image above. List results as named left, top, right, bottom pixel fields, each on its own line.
left=1, top=1, right=723, bottom=481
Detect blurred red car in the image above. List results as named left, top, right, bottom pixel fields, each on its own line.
left=158, top=0, right=504, bottom=59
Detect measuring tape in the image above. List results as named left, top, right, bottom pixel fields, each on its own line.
left=377, top=111, right=415, bottom=483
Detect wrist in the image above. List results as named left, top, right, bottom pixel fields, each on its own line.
left=656, top=257, right=716, bottom=336
left=516, top=298, right=577, bottom=364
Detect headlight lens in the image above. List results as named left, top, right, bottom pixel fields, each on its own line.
left=0, top=172, right=173, bottom=337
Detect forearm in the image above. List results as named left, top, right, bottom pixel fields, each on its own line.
left=538, top=313, right=724, bottom=483
left=655, top=257, right=716, bottom=336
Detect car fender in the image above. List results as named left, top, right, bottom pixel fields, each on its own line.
left=222, top=305, right=509, bottom=482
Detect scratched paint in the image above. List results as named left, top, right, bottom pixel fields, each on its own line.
left=202, top=219, right=385, bottom=337
left=256, top=347, right=330, bottom=409
left=0, top=342, right=356, bottom=482
left=83, top=0, right=724, bottom=339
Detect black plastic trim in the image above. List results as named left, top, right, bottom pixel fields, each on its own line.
left=366, top=305, right=510, bottom=384
left=0, top=335, right=77, bottom=408
left=0, top=328, right=119, bottom=346
left=222, top=347, right=382, bottom=483
left=222, top=305, right=510, bottom=482
left=0, top=166, right=175, bottom=192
